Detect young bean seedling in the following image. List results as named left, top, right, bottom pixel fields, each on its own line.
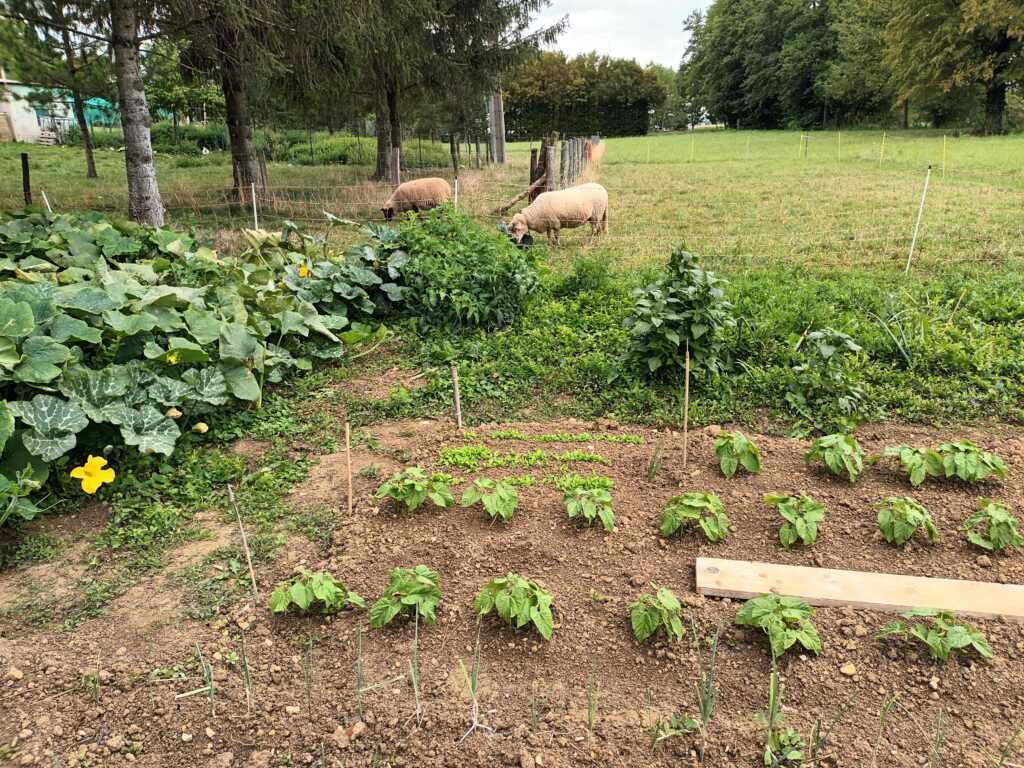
left=373, top=467, right=454, bottom=511
left=935, top=440, right=1008, bottom=483
left=629, top=584, right=684, bottom=643
left=268, top=569, right=365, bottom=616
left=661, top=492, right=728, bottom=542
left=879, top=445, right=943, bottom=487
left=474, top=572, right=554, bottom=640
left=804, top=433, right=864, bottom=482
left=964, top=498, right=1022, bottom=552
left=735, top=594, right=822, bottom=657
left=876, top=497, right=937, bottom=546
left=461, top=478, right=518, bottom=522
left=876, top=607, right=993, bottom=662
left=564, top=485, right=615, bottom=532
left=370, top=565, right=441, bottom=628
left=713, top=431, right=762, bottom=478
left=765, top=493, right=825, bottom=549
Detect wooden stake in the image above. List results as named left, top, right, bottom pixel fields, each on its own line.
left=682, top=342, right=690, bottom=468
left=227, top=484, right=258, bottom=597
left=21, top=152, right=31, bottom=205
left=451, top=367, right=463, bottom=429
left=345, top=423, right=353, bottom=517
left=945, top=288, right=968, bottom=329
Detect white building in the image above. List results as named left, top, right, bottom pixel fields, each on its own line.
left=0, top=66, right=50, bottom=143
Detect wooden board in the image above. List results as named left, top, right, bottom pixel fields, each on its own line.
left=696, top=557, right=1024, bottom=622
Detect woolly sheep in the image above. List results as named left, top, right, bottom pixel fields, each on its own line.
left=381, top=177, right=452, bottom=220
left=508, top=183, right=608, bottom=246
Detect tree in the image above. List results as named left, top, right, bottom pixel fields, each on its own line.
left=143, top=37, right=223, bottom=130
left=824, top=0, right=899, bottom=126
left=885, top=0, right=1024, bottom=133
left=0, top=1, right=112, bottom=178
left=645, top=64, right=685, bottom=131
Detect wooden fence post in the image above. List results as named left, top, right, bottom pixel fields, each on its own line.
left=544, top=141, right=556, bottom=194
left=390, top=147, right=400, bottom=192
left=21, top=153, right=31, bottom=205
left=450, top=133, right=459, bottom=179
left=559, top=140, right=568, bottom=188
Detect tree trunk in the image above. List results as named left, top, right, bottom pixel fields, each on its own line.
left=110, top=0, right=163, bottom=225
left=386, top=85, right=402, bottom=156
left=983, top=82, right=1006, bottom=135
left=901, top=99, right=909, bottom=129
left=60, top=26, right=96, bottom=179
left=373, top=114, right=390, bottom=180
left=215, top=18, right=261, bottom=197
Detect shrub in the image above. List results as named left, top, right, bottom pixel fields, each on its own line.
left=474, top=572, right=554, bottom=640
left=804, top=433, right=865, bottom=482
left=785, top=328, right=870, bottom=432
left=765, top=493, right=824, bottom=549
left=461, top=478, right=518, bottom=522
left=269, top=569, right=364, bottom=615
left=564, top=486, right=614, bottom=532
left=660, top=492, right=728, bottom=541
left=370, top=565, right=441, bottom=628
left=964, top=498, right=1022, bottom=552
left=876, top=496, right=937, bottom=546
left=373, top=467, right=454, bottom=511
left=935, top=440, right=1008, bottom=483
left=622, top=248, right=735, bottom=378
left=876, top=608, right=992, bottom=661
left=735, top=594, right=821, bottom=657
left=713, top=431, right=761, bottom=478
left=369, top=208, right=540, bottom=333
left=629, top=584, right=684, bottom=643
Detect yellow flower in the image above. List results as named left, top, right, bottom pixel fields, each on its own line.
left=298, top=265, right=311, bottom=278
left=166, top=352, right=180, bottom=365
left=166, top=407, right=183, bottom=420
left=193, top=422, right=209, bottom=434
left=70, top=456, right=116, bottom=494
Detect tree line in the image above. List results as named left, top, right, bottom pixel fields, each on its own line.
left=679, top=0, right=1024, bottom=133
left=0, top=0, right=566, bottom=224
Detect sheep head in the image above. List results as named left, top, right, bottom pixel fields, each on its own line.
left=381, top=206, right=395, bottom=221
left=508, top=213, right=529, bottom=243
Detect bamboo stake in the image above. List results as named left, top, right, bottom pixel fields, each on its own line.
left=682, top=342, right=691, bottom=469
left=942, top=135, right=947, bottom=179
left=345, top=423, right=353, bottom=518
left=689, top=134, right=695, bottom=163
left=451, top=367, right=463, bottom=429
left=905, top=165, right=932, bottom=275
left=945, top=288, right=968, bottom=329
left=878, top=132, right=886, bottom=168
left=227, top=484, right=258, bottom=597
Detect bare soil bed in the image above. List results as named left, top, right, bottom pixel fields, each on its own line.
left=2, top=418, right=1023, bottom=768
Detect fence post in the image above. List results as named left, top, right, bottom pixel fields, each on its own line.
left=942, top=135, right=947, bottom=179
left=559, top=140, right=568, bottom=188
left=251, top=183, right=258, bottom=229
left=905, top=165, right=932, bottom=275
left=878, top=132, right=886, bottom=168
left=389, top=147, right=400, bottom=192
left=544, top=141, right=556, bottom=194
left=21, top=153, right=31, bottom=205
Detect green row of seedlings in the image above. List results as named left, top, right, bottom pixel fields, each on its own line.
left=663, top=489, right=1022, bottom=553
left=373, top=466, right=619, bottom=532
left=715, top=430, right=1008, bottom=487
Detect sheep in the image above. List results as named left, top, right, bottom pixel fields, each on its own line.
left=380, top=177, right=452, bottom=220
left=508, top=182, right=608, bottom=246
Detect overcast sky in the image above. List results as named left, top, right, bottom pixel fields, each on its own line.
left=534, top=0, right=706, bottom=68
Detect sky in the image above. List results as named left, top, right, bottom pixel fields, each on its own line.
left=533, top=0, right=706, bottom=68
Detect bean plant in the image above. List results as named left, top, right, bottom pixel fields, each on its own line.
left=765, top=493, right=825, bottom=549
left=629, top=585, right=684, bottom=643
left=876, top=607, right=992, bottom=662
left=880, top=445, right=944, bottom=487
left=373, top=467, right=454, bottom=511
left=876, top=497, right=937, bottom=546
left=564, top=486, right=615, bottom=532
left=474, top=573, right=554, bottom=640
left=735, top=594, right=822, bottom=657
left=461, top=478, right=518, bottom=522
left=370, top=565, right=441, bottom=628
left=804, top=433, right=864, bottom=482
left=661, top=492, right=728, bottom=542
left=713, top=431, right=762, bottom=478
left=964, top=498, right=1022, bottom=552
left=269, top=569, right=364, bottom=616
left=935, top=440, right=1008, bottom=483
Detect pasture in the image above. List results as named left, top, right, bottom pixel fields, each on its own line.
left=1, top=131, right=1024, bottom=768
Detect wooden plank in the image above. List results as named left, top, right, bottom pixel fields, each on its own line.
left=696, top=557, right=1024, bottom=622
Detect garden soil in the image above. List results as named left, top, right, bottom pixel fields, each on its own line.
left=2, top=419, right=1023, bottom=767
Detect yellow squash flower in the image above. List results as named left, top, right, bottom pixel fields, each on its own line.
left=165, top=351, right=180, bottom=365
left=193, top=422, right=209, bottom=434
left=70, top=456, right=116, bottom=494
left=298, top=265, right=311, bottom=278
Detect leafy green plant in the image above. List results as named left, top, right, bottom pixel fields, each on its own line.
left=765, top=493, right=825, bottom=549
left=373, top=467, right=454, bottom=511
left=0, top=469, right=42, bottom=528
left=785, top=328, right=870, bottom=432
left=804, top=433, right=865, bottom=482
left=661, top=492, right=728, bottom=541
left=474, top=572, right=554, bottom=640
left=713, top=431, right=762, bottom=478
left=622, top=248, right=735, bottom=378
left=268, top=569, right=365, bottom=616
left=370, top=565, right=441, bottom=628
left=964, top=499, right=1022, bottom=552
left=757, top=663, right=807, bottom=767
left=876, top=496, right=937, bottom=546
left=880, top=445, right=944, bottom=487
left=461, top=478, right=518, bottom=522
left=649, top=712, right=697, bottom=747
left=564, top=486, right=615, bottom=532
left=935, top=440, right=1008, bottom=483
left=692, top=619, right=721, bottom=763
left=629, top=585, right=685, bottom=643
left=876, top=607, right=993, bottom=661
left=735, top=595, right=822, bottom=657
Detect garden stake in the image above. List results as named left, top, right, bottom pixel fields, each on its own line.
left=942, top=134, right=947, bottom=178
left=905, top=165, right=932, bottom=275
left=40, top=188, right=53, bottom=214
left=878, top=132, right=886, bottom=167
left=452, top=367, right=463, bottom=429
left=683, top=342, right=691, bottom=468
left=345, top=423, right=353, bottom=517
left=837, top=131, right=841, bottom=162
left=251, top=182, right=258, bottom=229
left=227, top=484, right=258, bottom=597
left=689, top=134, right=695, bottom=163
left=944, top=288, right=968, bottom=329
